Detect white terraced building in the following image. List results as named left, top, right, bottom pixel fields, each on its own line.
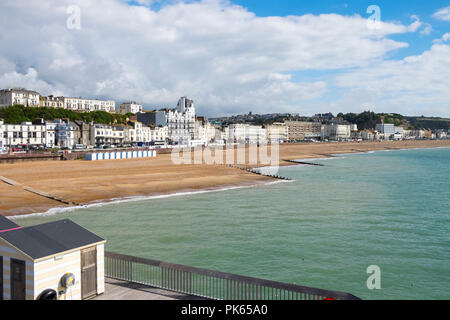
left=0, top=88, right=40, bottom=107
left=149, top=125, right=168, bottom=143
left=0, top=120, right=73, bottom=149
left=0, top=122, right=47, bottom=147
left=90, top=124, right=125, bottom=146
left=64, top=97, right=115, bottom=113
left=266, top=123, right=289, bottom=143
left=123, top=122, right=168, bottom=144
left=40, top=95, right=65, bottom=109
left=228, top=124, right=267, bottom=144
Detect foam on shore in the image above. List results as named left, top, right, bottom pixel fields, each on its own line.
left=10, top=179, right=293, bottom=220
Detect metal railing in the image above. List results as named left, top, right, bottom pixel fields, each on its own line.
left=104, top=252, right=360, bottom=300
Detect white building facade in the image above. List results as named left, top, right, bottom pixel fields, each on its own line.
left=90, top=124, right=125, bottom=146
left=375, top=123, right=395, bottom=139
left=64, top=97, right=115, bottom=113
left=117, top=102, right=142, bottom=115
left=321, top=124, right=351, bottom=141
left=266, top=123, right=288, bottom=143
left=0, top=122, right=47, bottom=147
left=0, top=88, right=40, bottom=107
left=166, top=97, right=196, bottom=144
left=228, top=124, right=266, bottom=144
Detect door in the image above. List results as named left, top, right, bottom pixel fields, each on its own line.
left=11, top=259, right=26, bottom=300
left=81, top=247, right=97, bottom=299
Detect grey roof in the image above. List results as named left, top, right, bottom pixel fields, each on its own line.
left=0, top=215, right=20, bottom=231
left=0, top=219, right=105, bottom=260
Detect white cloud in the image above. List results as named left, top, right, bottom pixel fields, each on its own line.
left=433, top=33, right=450, bottom=43
left=433, top=6, right=450, bottom=21
left=332, top=42, right=450, bottom=117
left=0, top=0, right=447, bottom=116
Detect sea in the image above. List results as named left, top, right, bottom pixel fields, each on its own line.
left=13, top=147, right=450, bottom=300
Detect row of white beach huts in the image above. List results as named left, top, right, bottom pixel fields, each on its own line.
left=85, top=150, right=156, bottom=161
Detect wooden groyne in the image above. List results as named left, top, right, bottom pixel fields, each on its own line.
left=0, top=176, right=22, bottom=186
left=23, top=186, right=80, bottom=206
left=283, top=159, right=325, bottom=166
left=0, top=175, right=80, bottom=206
left=225, top=164, right=292, bottom=181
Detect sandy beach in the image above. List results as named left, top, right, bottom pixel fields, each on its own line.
left=1, top=139, right=449, bottom=217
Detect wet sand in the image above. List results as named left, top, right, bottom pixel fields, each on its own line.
left=0, top=139, right=449, bottom=216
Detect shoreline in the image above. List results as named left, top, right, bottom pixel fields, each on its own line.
left=1, top=140, right=449, bottom=218
left=10, top=179, right=293, bottom=220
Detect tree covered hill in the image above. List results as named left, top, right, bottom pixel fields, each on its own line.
left=336, top=111, right=448, bottom=130
left=0, top=105, right=128, bottom=125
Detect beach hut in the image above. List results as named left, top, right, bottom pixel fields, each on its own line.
left=115, top=152, right=122, bottom=160
left=126, top=151, right=132, bottom=159
left=103, top=152, right=110, bottom=160
left=143, top=150, right=148, bottom=158
left=97, top=153, right=104, bottom=161
left=85, top=153, right=97, bottom=161
left=132, top=151, right=138, bottom=158
left=109, top=152, right=116, bottom=160
left=137, top=151, right=143, bottom=158
left=121, top=151, right=127, bottom=159
left=0, top=215, right=106, bottom=300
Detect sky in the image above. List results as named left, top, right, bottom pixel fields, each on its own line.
left=0, top=0, right=449, bottom=117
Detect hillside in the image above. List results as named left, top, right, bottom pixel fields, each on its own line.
left=0, top=105, right=127, bottom=125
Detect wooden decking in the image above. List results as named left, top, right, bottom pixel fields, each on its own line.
left=92, top=278, right=206, bottom=300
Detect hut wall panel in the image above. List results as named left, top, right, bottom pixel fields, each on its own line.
left=33, top=251, right=81, bottom=300
left=96, top=244, right=105, bottom=294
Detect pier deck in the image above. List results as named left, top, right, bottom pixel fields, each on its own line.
left=93, top=278, right=205, bottom=300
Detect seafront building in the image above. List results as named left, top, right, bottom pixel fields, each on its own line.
left=64, top=96, right=115, bottom=113
left=117, top=102, right=142, bottom=115
left=321, top=124, right=351, bottom=141
left=136, top=110, right=167, bottom=127
left=166, top=97, right=196, bottom=144
left=90, top=124, right=125, bottom=146
left=266, top=123, right=289, bottom=143
left=136, top=97, right=196, bottom=145
left=227, top=124, right=266, bottom=144
left=284, top=121, right=321, bottom=141
left=40, top=95, right=65, bottom=109
left=375, top=123, right=395, bottom=139
left=0, top=121, right=47, bottom=148
left=0, top=88, right=40, bottom=107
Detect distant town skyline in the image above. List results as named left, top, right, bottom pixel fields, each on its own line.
left=0, top=0, right=449, bottom=118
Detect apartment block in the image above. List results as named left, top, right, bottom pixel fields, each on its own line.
left=284, top=121, right=321, bottom=141
left=64, top=97, right=115, bottom=113
left=0, top=88, right=40, bottom=107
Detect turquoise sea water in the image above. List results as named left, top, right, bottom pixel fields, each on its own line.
left=14, top=148, right=450, bottom=300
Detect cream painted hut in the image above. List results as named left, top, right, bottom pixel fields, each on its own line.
left=0, top=215, right=106, bottom=300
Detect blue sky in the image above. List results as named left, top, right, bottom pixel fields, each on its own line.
left=1, top=0, right=449, bottom=117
